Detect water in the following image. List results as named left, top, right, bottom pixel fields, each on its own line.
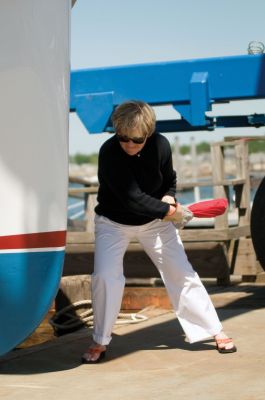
left=68, top=196, right=85, bottom=220
left=68, top=183, right=85, bottom=220
left=177, top=185, right=214, bottom=205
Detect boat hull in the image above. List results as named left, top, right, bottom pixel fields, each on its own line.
left=0, top=0, right=70, bottom=355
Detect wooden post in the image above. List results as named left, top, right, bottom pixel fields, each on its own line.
left=191, top=137, right=200, bottom=202
left=234, top=140, right=251, bottom=226
left=85, top=191, right=98, bottom=237
left=210, top=142, right=229, bottom=229
left=174, top=136, right=181, bottom=172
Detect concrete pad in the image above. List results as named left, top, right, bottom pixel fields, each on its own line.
left=0, top=285, right=265, bottom=400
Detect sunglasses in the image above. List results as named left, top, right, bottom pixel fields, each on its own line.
left=116, top=134, right=147, bottom=144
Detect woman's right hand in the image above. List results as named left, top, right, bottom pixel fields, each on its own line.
left=163, top=203, right=183, bottom=223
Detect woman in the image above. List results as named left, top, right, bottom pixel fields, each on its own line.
left=82, top=100, right=236, bottom=363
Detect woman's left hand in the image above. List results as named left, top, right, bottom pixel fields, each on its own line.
left=163, top=203, right=184, bottom=223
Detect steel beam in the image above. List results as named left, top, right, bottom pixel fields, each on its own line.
left=70, top=54, right=265, bottom=133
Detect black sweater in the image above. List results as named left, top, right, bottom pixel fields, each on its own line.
left=95, top=132, right=177, bottom=225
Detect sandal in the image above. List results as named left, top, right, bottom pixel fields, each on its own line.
left=216, top=338, right=237, bottom=354
left=81, top=345, right=106, bottom=364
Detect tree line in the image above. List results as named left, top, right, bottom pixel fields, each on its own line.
left=70, top=140, right=265, bottom=165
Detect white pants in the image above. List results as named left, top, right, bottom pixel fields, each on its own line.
left=92, top=215, right=223, bottom=345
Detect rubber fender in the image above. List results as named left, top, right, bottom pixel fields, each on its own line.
left=250, top=176, right=265, bottom=270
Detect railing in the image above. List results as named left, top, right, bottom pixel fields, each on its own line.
left=68, top=138, right=251, bottom=238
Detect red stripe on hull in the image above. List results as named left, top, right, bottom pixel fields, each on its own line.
left=0, top=231, right=66, bottom=250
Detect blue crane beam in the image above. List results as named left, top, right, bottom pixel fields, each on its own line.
left=70, top=54, right=265, bottom=133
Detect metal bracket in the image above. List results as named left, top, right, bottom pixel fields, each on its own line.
left=174, top=72, right=211, bottom=126
left=74, top=91, right=114, bottom=133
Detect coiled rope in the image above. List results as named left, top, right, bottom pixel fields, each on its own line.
left=49, top=300, right=148, bottom=331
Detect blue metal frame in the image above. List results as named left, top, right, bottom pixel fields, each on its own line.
left=70, top=54, right=265, bottom=133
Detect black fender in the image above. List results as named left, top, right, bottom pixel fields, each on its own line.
left=250, top=176, right=265, bottom=270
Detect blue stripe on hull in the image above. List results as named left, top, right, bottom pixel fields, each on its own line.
left=0, top=250, right=65, bottom=356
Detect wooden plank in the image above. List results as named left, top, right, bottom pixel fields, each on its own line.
left=68, top=187, right=98, bottom=195
left=68, top=179, right=246, bottom=193
left=69, top=176, right=96, bottom=185
left=66, top=224, right=251, bottom=246
left=177, top=178, right=246, bottom=189
left=256, top=272, right=265, bottom=283
left=67, top=231, right=95, bottom=244
left=64, top=240, right=231, bottom=283
left=65, top=243, right=95, bottom=254
left=184, top=242, right=230, bottom=284
left=224, top=136, right=265, bottom=142
left=63, top=251, right=94, bottom=276
left=228, top=237, right=261, bottom=276
left=212, top=138, right=248, bottom=147
left=179, top=225, right=250, bottom=241
left=122, top=287, right=172, bottom=310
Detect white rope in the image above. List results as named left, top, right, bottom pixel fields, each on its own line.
left=49, top=299, right=148, bottom=331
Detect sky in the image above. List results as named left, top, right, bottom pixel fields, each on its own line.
left=69, top=0, right=265, bottom=155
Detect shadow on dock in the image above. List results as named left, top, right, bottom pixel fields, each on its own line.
left=0, top=283, right=264, bottom=375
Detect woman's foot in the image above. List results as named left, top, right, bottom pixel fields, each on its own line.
left=81, top=341, right=107, bottom=364
left=214, top=331, right=237, bottom=354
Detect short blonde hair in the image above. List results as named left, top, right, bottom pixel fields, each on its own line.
left=112, top=100, right=156, bottom=137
